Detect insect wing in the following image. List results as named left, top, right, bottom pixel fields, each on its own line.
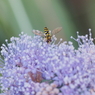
left=32, top=30, right=44, bottom=37
left=51, top=27, right=62, bottom=36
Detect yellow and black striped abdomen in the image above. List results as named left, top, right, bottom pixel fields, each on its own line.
left=44, top=27, right=52, bottom=43
left=44, top=27, right=49, bottom=32
left=44, top=27, right=50, bottom=36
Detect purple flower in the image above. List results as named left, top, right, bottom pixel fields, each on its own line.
left=0, top=30, right=95, bottom=95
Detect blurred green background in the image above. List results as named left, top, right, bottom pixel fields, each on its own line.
left=0, top=0, right=95, bottom=47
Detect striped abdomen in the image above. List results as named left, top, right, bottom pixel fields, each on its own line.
left=44, top=27, right=51, bottom=43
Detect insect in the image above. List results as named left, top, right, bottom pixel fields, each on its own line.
left=32, top=27, right=62, bottom=43
left=27, top=69, right=43, bottom=83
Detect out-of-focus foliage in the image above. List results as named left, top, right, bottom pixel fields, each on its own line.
left=0, top=0, right=77, bottom=47
left=0, top=0, right=95, bottom=47
left=61, top=0, right=95, bottom=35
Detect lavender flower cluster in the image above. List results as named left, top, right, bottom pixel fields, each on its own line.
left=0, top=29, right=95, bottom=95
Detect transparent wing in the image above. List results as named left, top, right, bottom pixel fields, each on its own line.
left=32, top=30, right=44, bottom=37
left=51, top=27, right=62, bottom=36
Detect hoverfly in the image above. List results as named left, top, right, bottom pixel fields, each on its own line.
left=32, top=27, right=62, bottom=43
